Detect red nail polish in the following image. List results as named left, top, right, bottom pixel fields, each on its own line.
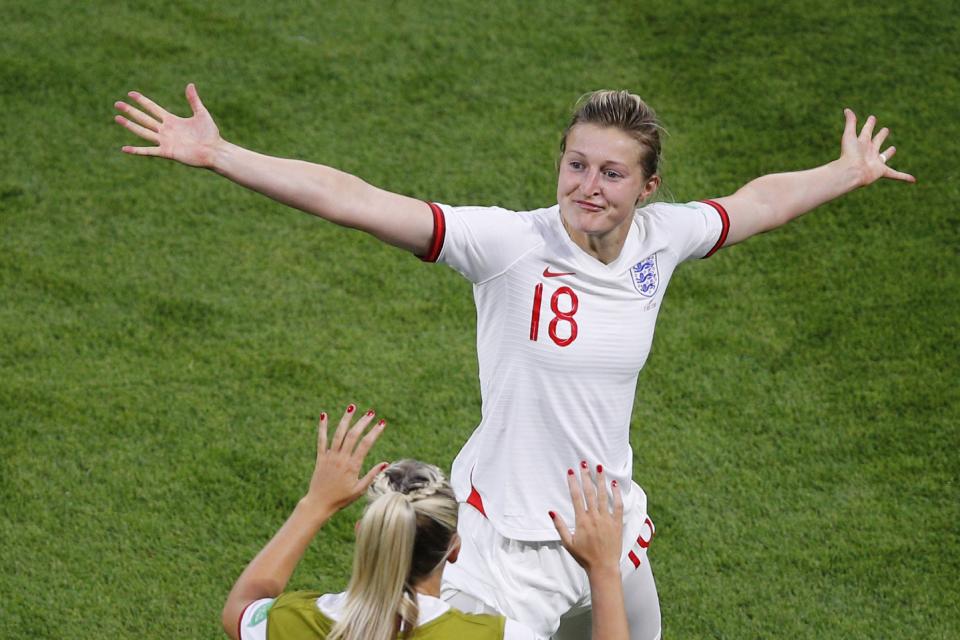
left=611, top=480, right=618, bottom=487
left=319, top=412, right=326, bottom=421
left=347, top=404, right=356, bottom=413
left=567, top=468, right=574, bottom=476
left=366, top=409, right=375, bottom=417
left=548, top=511, right=556, bottom=519
left=580, top=460, right=588, bottom=469
left=377, top=419, right=385, bottom=427
left=596, top=464, right=603, bottom=474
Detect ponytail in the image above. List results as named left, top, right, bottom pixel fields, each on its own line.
left=329, top=460, right=458, bottom=640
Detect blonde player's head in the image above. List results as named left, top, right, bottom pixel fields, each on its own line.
left=560, top=89, right=664, bottom=182
left=328, top=459, right=459, bottom=640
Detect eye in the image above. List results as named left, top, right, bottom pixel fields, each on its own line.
left=604, top=170, right=623, bottom=180
left=568, top=160, right=584, bottom=170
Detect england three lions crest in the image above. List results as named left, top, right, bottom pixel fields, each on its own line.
left=630, top=255, right=659, bottom=297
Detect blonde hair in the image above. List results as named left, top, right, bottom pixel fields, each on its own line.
left=328, top=460, right=459, bottom=640
left=560, top=89, right=664, bottom=180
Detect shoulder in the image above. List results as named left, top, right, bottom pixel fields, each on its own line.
left=436, top=203, right=556, bottom=228
left=412, top=610, right=541, bottom=640
left=267, top=591, right=334, bottom=639
left=636, top=200, right=710, bottom=222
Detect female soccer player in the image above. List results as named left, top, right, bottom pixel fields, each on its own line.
left=116, top=86, right=914, bottom=639
left=222, top=405, right=627, bottom=640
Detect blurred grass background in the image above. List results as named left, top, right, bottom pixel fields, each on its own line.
left=1, top=0, right=957, bottom=638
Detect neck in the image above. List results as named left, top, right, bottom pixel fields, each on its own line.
left=412, top=571, right=443, bottom=598
left=561, top=217, right=630, bottom=265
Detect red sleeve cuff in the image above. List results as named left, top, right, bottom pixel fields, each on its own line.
left=699, top=199, right=730, bottom=258
left=419, top=202, right=446, bottom=263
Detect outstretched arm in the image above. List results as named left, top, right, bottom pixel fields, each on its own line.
left=551, top=465, right=627, bottom=640
left=221, top=406, right=387, bottom=640
left=713, top=109, right=916, bottom=247
left=114, top=84, right=435, bottom=255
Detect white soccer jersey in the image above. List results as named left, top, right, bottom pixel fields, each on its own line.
left=423, top=200, right=728, bottom=541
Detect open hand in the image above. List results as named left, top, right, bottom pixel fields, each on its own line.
left=303, top=405, right=388, bottom=514
left=114, top=83, right=221, bottom=168
left=551, top=463, right=623, bottom=573
left=840, top=108, right=915, bottom=187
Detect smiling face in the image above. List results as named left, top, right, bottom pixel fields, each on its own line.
left=557, top=123, right=660, bottom=261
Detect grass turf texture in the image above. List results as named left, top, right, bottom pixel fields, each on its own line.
left=1, top=1, right=957, bottom=638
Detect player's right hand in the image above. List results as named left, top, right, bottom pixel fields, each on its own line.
left=114, top=83, right=221, bottom=168
left=550, top=463, right=623, bottom=574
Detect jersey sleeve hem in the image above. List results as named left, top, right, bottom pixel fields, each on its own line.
left=699, top=199, right=730, bottom=258
left=419, top=201, right=446, bottom=263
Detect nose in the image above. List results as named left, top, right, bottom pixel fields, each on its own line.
left=581, top=168, right=601, bottom=195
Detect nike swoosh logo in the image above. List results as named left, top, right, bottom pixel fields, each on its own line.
left=543, top=267, right=576, bottom=278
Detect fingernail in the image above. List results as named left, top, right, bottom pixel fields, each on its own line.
left=380, top=462, right=390, bottom=471
left=580, top=460, right=588, bottom=469
left=319, top=412, right=326, bottom=421
left=366, top=409, right=375, bottom=417
left=596, top=464, right=603, bottom=474
left=611, top=480, right=618, bottom=487
left=548, top=511, right=556, bottom=519
left=347, top=404, right=356, bottom=413
left=377, top=419, right=386, bottom=427
left=567, top=468, right=574, bottom=476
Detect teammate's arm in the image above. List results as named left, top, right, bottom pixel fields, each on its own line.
left=114, top=84, right=434, bottom=255
left=221, top=406, right=387, bottom=640
left=712, top=109, right=915, bottom=247
left=551, top=465, right=628, bottom=640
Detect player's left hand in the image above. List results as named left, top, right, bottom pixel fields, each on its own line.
left=302, top=404, right=388, bottom=514
left=840, top=108, right=916, bottom=187
left=551, top=463, right=624, bottom=573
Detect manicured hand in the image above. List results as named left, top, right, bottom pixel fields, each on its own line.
left=551, top=463, right=623, bottom=573
left=840, top=108, right=915, bottom=187
left=304, top=405, right=388, bottom=514
left=114, top=83, right=222, bottom=168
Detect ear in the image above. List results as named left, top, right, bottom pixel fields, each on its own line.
left=447, top=533, right=461, bottom=564
left=637, top=174, right=661, bottom=205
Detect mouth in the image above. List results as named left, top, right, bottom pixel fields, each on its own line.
left=575, top=200, right=604, bottom=212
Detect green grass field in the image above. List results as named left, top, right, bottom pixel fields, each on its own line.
left=2, top=1, right=958, bottom=638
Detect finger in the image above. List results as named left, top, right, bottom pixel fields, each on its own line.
left=880, top=146, right=898, bottom=163
left=115, top=115, right=159, bottom=143
left=595, top=465, right=609, bottom=513
left=342, top=409, right=377, bottom=453
left=611, top=479, right=624, bottom=522
left=330, top=404, right=356, bottom=450
left=357, top=461, right=390, bottom=494
left=566, top=468, right=585, bottom=516
left=121, top=145, right=163, bottom=157
left=353, top=419, right=386, bottom=461
left=859, top=114, right=877, bottom=141
left=128, top=91, right=172, bottom=121
left=842, top=108, right=857, bottom=141
left=550, top=510, right=574, bottom=549
left=185, top=82, right=206, bottom=116
left=316, top=411, right=329, bottom=454
left=884, top=167, right=917, bottom=183
left=579, top=462, right=598, bottom=513
left=114, top=101, right=160, bottom=132
left=872, top=127, right=890, bottom=150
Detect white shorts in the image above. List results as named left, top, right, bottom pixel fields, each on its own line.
left=441, top=482, right=660, bottom=640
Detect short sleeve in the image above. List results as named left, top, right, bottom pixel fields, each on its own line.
left=504, top=618, right=546, bottom=640
left=428, top=203, right=544, bottom=284
left=646, top=200, right=730, bottom=262
left=238, top=598, right=274, bottom=640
